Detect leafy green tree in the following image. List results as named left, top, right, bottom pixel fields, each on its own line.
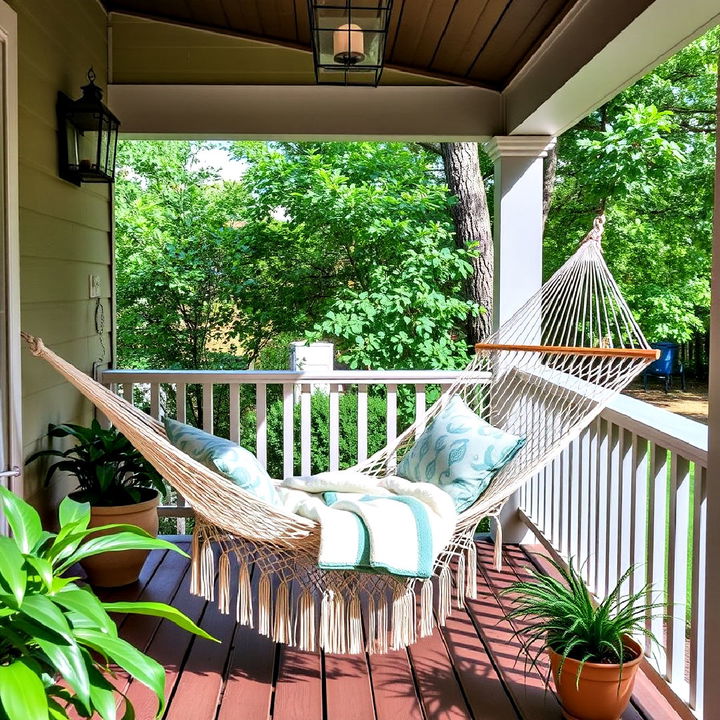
left=233, top=142, right=479, bottom=369
left=544, top=27, right=718, bottom=343
left=115, top=141, right=254, bottom=371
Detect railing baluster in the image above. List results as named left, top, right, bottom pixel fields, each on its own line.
left=594, top=417, right=609, bottom=597
left=630, top=434, right=649, bottom=615
left=256, top=383, right=267, bottom=469
left=150, top=383, right=161, bottom=420
left=282, top=383, right=294, bottom=478
left=690, top=465, right=707, bottom=710
left=666, top=453, right=690, bottom=686
left=606, top=422, right=622, bottom=595
left=577, top=427, right=590, bottom=582
left=123, top=382, right=134, bottom=405
left=300, top=384, right=311, bottom=476
left=569, top=436, right=580, bottom=565
left=329, top=384, right=340, bottom=471
left=544, top=464, right=552, bottom=539
left=552, top=456, right=561, bottom=550
left=386, top=384, right=397, bottom=469
left=202, top=383, right=213, bottom=433
left=648, top=444, right=668, bottom=668
left=415, top=384, right=426, bottom=436
left=618, top=428, right=633, bottom=595
left=229, top=384, right=240, bottom=444
left=557, top=450, right=567, bottom=556
left=357, top=384, right=368, bottom=463
left=176, top=383, right=186, bottom=423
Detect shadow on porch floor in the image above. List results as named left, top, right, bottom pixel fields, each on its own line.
left=95, top=538, right=683, bottom=720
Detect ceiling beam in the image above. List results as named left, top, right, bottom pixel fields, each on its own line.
left=108, top=84, right=503, bottom=141
left=505, top=0, right=720, bottom=136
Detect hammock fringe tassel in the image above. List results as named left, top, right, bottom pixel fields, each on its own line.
left=189, top=536, right=482, bottom=654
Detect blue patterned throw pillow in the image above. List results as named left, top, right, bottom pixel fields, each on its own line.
left=163, top=417, right=280, bottom=506
left=397, top=396, right=525, bottom=512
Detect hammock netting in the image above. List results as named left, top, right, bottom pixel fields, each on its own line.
left=22, top=215, right=657, bottom=655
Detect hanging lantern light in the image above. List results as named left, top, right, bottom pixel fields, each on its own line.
left=308, top=1, right=394, bottom=86
left=57, top=68, right=120, bottom=186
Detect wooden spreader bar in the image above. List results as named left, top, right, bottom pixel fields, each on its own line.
left=474, top=343, right=661, bottom=360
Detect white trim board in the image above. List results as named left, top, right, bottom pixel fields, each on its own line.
left=108, top=84, right=503, bottom=141
left=506, top=0, right=720, bottom=136
left=0, top=1, right=20, bottom=503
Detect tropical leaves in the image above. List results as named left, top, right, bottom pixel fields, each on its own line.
left=25, top=420, right=166, bottom=506
left=0, top=487, right=215, bottom=720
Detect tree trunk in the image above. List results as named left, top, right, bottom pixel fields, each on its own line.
left=543, top=141, right=558, bottom=228
left=440, top=142, right=493, bottom=345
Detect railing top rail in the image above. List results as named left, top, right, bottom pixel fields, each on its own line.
left=603, top=393, right=707, bottom=465
left=100, top=368, right=490, bottom=384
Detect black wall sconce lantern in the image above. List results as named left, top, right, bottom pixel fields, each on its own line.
left=307, top=0, right=394, bottom=86
left=57, top=69, right=120, bottom=186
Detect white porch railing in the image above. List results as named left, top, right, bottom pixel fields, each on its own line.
left=100, top=368, right=476, bottom=524
left=100, top=367, right=707, bottom=715
left=518, top=392, right=707, bottom=716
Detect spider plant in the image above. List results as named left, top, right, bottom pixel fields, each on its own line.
left=0, top=485, right=215, bottom=720
left=26, top=420, right=166, bottom=506
left=503, top=556, right=661, bottom=684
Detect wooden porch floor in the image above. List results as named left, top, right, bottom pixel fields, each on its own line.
left=97, top=538, right=683, bottom=720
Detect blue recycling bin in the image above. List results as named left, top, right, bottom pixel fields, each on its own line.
left=642, top=342, right=686, bottom=392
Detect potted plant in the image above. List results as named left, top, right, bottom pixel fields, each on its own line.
left=504, top=557, right=660, bottom=720
left=0, top=486, right=216, bottom=719
left=26, top=419, right=167, bottom=587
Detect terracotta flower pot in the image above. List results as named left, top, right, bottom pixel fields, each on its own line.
left=70, top=489, right=160, bottom=588
left=548, top=637, right=643, bottom=720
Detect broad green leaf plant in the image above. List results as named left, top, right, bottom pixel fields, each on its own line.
left=0, top=486, right=215, bottom=720
left=26, top=420, right=166, bottom=507
left=503, top=557, right=662, bottom=685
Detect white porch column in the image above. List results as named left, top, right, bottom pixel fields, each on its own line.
left=701, top=78, right=720, bottom=719
left=484, top=135, right=555, bottom=544
left=485, top=136, right=555, bottom=327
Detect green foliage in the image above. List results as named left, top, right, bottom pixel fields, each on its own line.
left=115, top=140, right=475, bottom=373
left=0, top=487, right=214, bottom=720
left=504, top=557, right=660, bottom=683
left=232, top=142, right=477, bottom=369
left=545, top=27, right=718, bottom=343
left=115, top=141, right=254, bottom=371
left=25, top=420, right=166, bottom=506
left=308, top=237, right=477, bottom=369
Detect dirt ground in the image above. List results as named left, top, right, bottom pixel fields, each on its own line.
left=624, top=377, right=708, bottom=424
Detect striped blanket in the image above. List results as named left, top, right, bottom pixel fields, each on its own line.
left=280, top=470, right=456, bottom=578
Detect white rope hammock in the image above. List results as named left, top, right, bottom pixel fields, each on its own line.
left=22, top=215, right=657, bottom=654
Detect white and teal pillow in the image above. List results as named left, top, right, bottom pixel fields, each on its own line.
left=163, top=417, right=280, bottom=506
left=397, top=396, right=525, bottom=513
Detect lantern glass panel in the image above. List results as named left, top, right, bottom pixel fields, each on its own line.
left=75, top=118, right=101, bottom=174
left=310, top=0, right=392, bottom=85
left=64, top=118, right=80, bottom=171
left=106, top=119, right=119, bottom=178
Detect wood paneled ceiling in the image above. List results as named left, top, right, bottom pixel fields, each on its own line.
left=101, top=0, right=581, bottom=88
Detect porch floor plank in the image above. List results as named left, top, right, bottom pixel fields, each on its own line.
left=94, top=538, right=686, bottom=720
left=164, top=565, right=240, bottom=720
left=272, top=645, right=324, bottom=720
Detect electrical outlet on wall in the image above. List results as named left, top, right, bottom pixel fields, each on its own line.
left=88, top=274, right=101, bottom=299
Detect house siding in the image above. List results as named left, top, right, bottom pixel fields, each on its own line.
left=9, top=0, right=112, bottom=515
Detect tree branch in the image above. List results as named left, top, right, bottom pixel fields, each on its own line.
left=415, top=142, right=442, bottom=156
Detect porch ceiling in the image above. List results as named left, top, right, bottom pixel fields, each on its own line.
left=103, top=0, right=586, bottom=88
